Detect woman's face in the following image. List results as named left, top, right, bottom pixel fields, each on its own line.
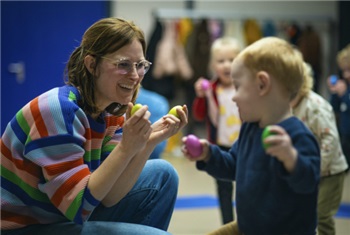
left=94, top=39, right=145, bottom=111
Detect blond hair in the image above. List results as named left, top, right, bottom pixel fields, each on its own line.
left=210, top=37, right=242, bottom=57
left=293, top=48, right=314, bottom=98
left=297, top=62, right=315, bottom=98
left=237, top=37, right=304, bottom=100
left=337, top=44, right=350, bottom=68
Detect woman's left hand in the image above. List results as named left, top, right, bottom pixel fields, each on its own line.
left=150, top=105, right=188, bottom=144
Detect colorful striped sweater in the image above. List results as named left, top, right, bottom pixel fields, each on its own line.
left=1, top=85, right=125, bottom=230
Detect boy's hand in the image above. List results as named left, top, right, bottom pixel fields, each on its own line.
left=181, top=137, right=211, bottom=162
left=263, top=125, right=297, bottom=173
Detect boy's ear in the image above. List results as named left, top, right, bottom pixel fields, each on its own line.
left=256, top=71, right=271, bottom=95
left=84, top=55, right=96, bottom=74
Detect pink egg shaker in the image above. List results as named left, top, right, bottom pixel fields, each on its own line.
left=185, top=134, right=203, bottom=158
left=201, top=79, right=210, bottom=91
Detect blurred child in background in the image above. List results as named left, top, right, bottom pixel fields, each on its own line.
left=291, top=62, right=348, bottom=235
left=192, top=37, right=242, bottom=224
left=327, top=43, right=350, bottom=169
left=183, top=37, right=320, bottom=235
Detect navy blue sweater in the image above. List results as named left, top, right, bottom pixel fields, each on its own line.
left=197, top=117, right=320, bottom=235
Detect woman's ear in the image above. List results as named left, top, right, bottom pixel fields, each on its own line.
left=84, top=55, right=96, bottom=74
left=256, top=71, right=271, bottom=95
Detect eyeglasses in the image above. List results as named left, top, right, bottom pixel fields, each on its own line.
left=101, top=57, right=152, bottom=76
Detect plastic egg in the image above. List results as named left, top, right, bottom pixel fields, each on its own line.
left=131, top=103, right=143, bottom=115
left=261, top=126, right=274, bottom=150
left=330, top=75, right=338, bottom=86
left=201, top=79, right=210, bottom=90
left=185, top=134, right=203, bottom=157
left=168, top=105, right=182, bottom=118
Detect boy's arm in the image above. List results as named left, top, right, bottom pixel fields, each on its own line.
left=264, top=125, right=320, bottom=194
left=263, top=125, right=299, bottom=173
left=196, top=143, right=237, bottom=181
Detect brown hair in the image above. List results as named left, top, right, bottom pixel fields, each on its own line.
left=65, top=17, right=146, bottom=116
left=238, top=37, right=304, bottom=100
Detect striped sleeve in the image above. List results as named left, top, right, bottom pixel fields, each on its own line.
left=3, top=87, right=100, bottom=225
left=101, top=114, right=124, bottom=160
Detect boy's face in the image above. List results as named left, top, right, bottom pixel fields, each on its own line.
left=231, top=57, right=261, bottom=123
left=340, top=63, right=350, bottom=82
left=212, top=46, right=238, bottom=86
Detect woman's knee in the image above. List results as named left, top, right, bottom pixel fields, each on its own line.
left=146, top=159, right=179, bottom=188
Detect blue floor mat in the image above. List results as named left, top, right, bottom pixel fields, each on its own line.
left=175, top=195, right=350, bottom=219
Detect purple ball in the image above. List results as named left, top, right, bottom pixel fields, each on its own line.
left=185, top=134, right=203, bottom=157
left=201, top=79, right=210, bottom=90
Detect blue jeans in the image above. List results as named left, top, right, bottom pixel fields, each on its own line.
left=2, top=159, right=178, bottom=235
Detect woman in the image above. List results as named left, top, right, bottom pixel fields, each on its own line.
left=1, top=17, right=188, bottom=235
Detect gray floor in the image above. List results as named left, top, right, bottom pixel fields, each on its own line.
left=163, top=148, right=350, bottom=235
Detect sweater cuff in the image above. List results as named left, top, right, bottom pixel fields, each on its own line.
left=196, top=144, right=217, bottom=171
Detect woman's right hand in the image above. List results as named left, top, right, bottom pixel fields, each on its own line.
left=120, top=103, right=152, bottom=156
